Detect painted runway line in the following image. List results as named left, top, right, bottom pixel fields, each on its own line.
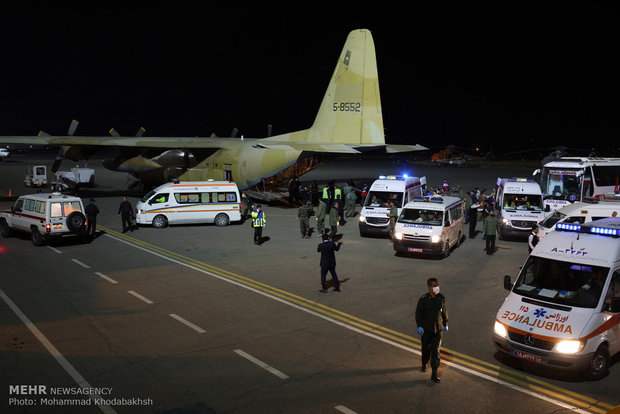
left=169, top=313, right=206, bottom=334
left=234, top=349, right=290, bottom=380
left=128, top=290, right=154, bottom=304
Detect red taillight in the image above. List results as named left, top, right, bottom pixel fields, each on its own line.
left=45, top=223, right=51, bottom=233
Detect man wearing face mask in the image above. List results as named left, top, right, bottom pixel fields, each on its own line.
left=415, top=277, right=448, bottom=383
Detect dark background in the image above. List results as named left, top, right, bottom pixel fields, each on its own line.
left=1, top=2, right=618, bottom=158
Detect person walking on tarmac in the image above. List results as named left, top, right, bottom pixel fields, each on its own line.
left=85, top=198, right=99, bottom=239
left=329, top=201, right=339, bottom=239
left=117, top=196, right=134, bottom=233
left=251, top=205, right=266, bottom=245
left=316, top=198, right=326, bottom=236
left=468, top=198, right=480, bottom=238
left=298, top=199, right=314, bottom=238
left=335, top=185, right=345, bottom=225
left=416, top=277, right=448, bottom=383
left=482, top=209, right=498, bottom=255
left=528, top=226, right=539, bottom=253
left=317, top=233, right=342, bottom=292
left=387, top=200, right=398, bottom=239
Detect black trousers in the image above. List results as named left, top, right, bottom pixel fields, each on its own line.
left=320, top=266, right=340, bottom=290
left=421, top=330, right=443, bottom=374
left=86, top=216, right=97, bottom=238
left=468, top=214, right=477, bottom=238
left=486, top=234, right=496, bottom=254
left=253, top=226, right=263, bottom=244
left=121, top=213, right=132, bottom=232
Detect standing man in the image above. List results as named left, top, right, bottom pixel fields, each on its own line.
left=298, top=200, right=314, bottom=238
left=117, top=196, right=134, bottom=233
left=387, top=200, right=398, bottom=239
left=416, top=277, right=448, bottom=383
left=528, top=226, right=539, bottom=253
left=251, top=205, right=266, bottom=245
left=329, top=201, right=339, bottom=239
left=84, top=198, right=99, bottom=239
left=482, top=209, right=498, bottom=255
left=317, top=234, right=342, bottom=292
left=468, top=198, right=480, bottom=239
left=315, top=198, right=326, bottom=236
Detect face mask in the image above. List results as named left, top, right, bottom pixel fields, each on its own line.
left=432, top=286, right=440, bottom=294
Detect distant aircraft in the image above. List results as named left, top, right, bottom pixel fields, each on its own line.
left=430, top=145, right=482, bottom=166
left=0, top=29, right=426, bottom=191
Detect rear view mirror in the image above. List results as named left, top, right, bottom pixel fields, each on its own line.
left=504, top=275, right=512, bottom=291
left=611, top=297, right=620, bottom=313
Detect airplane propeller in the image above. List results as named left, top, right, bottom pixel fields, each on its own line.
left=38, top=119, right=79, bottom=173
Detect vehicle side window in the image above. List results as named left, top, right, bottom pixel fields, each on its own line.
left=13, top=199, right=24, bottom=212
left=567, top=216, right=585, bottom=224
left=591, top=216, right=607, bottom=221
left=151, top=193, right=169, bottom=204
left=175, top=193, right=201, bottom=204
left=24, top=198, right=35, bottom=211
left=226, top=192, right=237, bottom=202
left=603, top=271, right=620, bottom=312
left=35, top=201, right=45, bottom=214
left=201, top=192, right=211, bottom=203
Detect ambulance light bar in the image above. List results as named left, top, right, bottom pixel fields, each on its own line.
left=556, top=221, right=620, bottom=237
left=411, top=196, right=444, bottom=203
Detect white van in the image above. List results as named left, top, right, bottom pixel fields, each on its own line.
left=24, top=165, right=48, bottom=187
left=495, top=177, right=544, bottom=239
left=537, top=198, right=620, bottom=239
left=136, top=181, right=242, bottom=228
left=359, top=175, right=426, bottom=237
left=493, top=218, right=620, bottom=380
left=392, top=196, right=464, bottom=258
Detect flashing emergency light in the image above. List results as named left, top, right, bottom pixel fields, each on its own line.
left=556, top=223, right=581, bottom=232
left=556, top=220, right=620, bottom=237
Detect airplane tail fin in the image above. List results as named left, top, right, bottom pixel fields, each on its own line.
left=307, top=29, right=384, bottom=145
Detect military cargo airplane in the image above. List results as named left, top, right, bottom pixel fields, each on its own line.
left=0, top=29, right=426, bottom=191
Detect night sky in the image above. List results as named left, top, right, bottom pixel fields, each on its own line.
left=1, top=2, right=619, bottom=157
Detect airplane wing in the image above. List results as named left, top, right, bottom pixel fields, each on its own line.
left=253, top=141, right=427, bottom=154
left=0, top=135, right=244, bottom=151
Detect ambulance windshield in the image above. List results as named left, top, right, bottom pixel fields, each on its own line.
left=398, top=209, right=443, bottom=226
left=540, top=168, right=582, bottom=201
left=503, top=193, right=543, bottom=211
left=514, top=256, right=608, bottom=309
left=365, top=191, right=403, bottom=208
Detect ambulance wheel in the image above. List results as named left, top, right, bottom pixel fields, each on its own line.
left=215, top=213, right=229, bottom=227
left=66, top=211, right=86, bottom=233
left=442, top=240, right=451, bottom=258
left=152, top=214, right=168, bottom=229
left=31, top=227, right=44, bottom=246
left=586, top=344, right=609, bottom=380
left=0, top=219, right=11, bottom=238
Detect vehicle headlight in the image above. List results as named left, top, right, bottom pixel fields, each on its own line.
left=502, top=218, right=511, bottom=225
left=494, top=322, right=507, bottom=338
left=359, top=215, right=366, bottom=223
left=394, top=232, right=403, bottom=241
left=431, top=234, right=441, bottom=243
left=555, top=340, right=584, bottom=354
left=137, top=209, right=143, bottom=214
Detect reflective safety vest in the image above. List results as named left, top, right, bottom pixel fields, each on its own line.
left=322, top=187, right=329, bottom=199
left=335, top=188, right=342, bottom=199
left=252, top=210, right=266, bottom=227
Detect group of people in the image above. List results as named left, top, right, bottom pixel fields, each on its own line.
left=463, top=188, right=499, bottom=255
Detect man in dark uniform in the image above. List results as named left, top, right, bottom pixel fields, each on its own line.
left=117, top=196, right=134, bottom=233
left=415, top=277, right=448, bottom=383
left=84, top=198, right=99, bottom=239
left=317, top=234, right=342, bottom=293
left=528, top=226, right=539, bottom=253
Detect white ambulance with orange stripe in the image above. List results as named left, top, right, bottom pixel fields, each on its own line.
left=135, top=180, right=241, bottom=228
left=493, top=218, right=620, bottom=380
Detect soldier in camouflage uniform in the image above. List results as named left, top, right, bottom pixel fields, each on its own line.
left=298, top=200, right=314, bottom=238
left=315, top=198, right=326, bottom=235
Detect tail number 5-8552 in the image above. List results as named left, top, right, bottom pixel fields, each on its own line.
left=332, top=102, right=361, bottom=112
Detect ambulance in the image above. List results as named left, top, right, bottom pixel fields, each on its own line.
left=495, top=177, right=544, bottom=240
left=537, top=196, right=620, bottom=239
left=135, top=181, right=242, bottom=228
left=358, top=175, right=426, bottom=237
left=392, top=195, right=464, bottom=258
left=493, top=218, right=620, bottom=380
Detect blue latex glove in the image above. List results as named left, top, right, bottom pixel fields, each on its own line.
left=443, top=325, right=449, bottom=333
left=417, top=326, right=424, bottom=335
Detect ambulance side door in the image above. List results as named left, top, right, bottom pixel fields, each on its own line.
left=604, top=270, right=620, bottom=356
